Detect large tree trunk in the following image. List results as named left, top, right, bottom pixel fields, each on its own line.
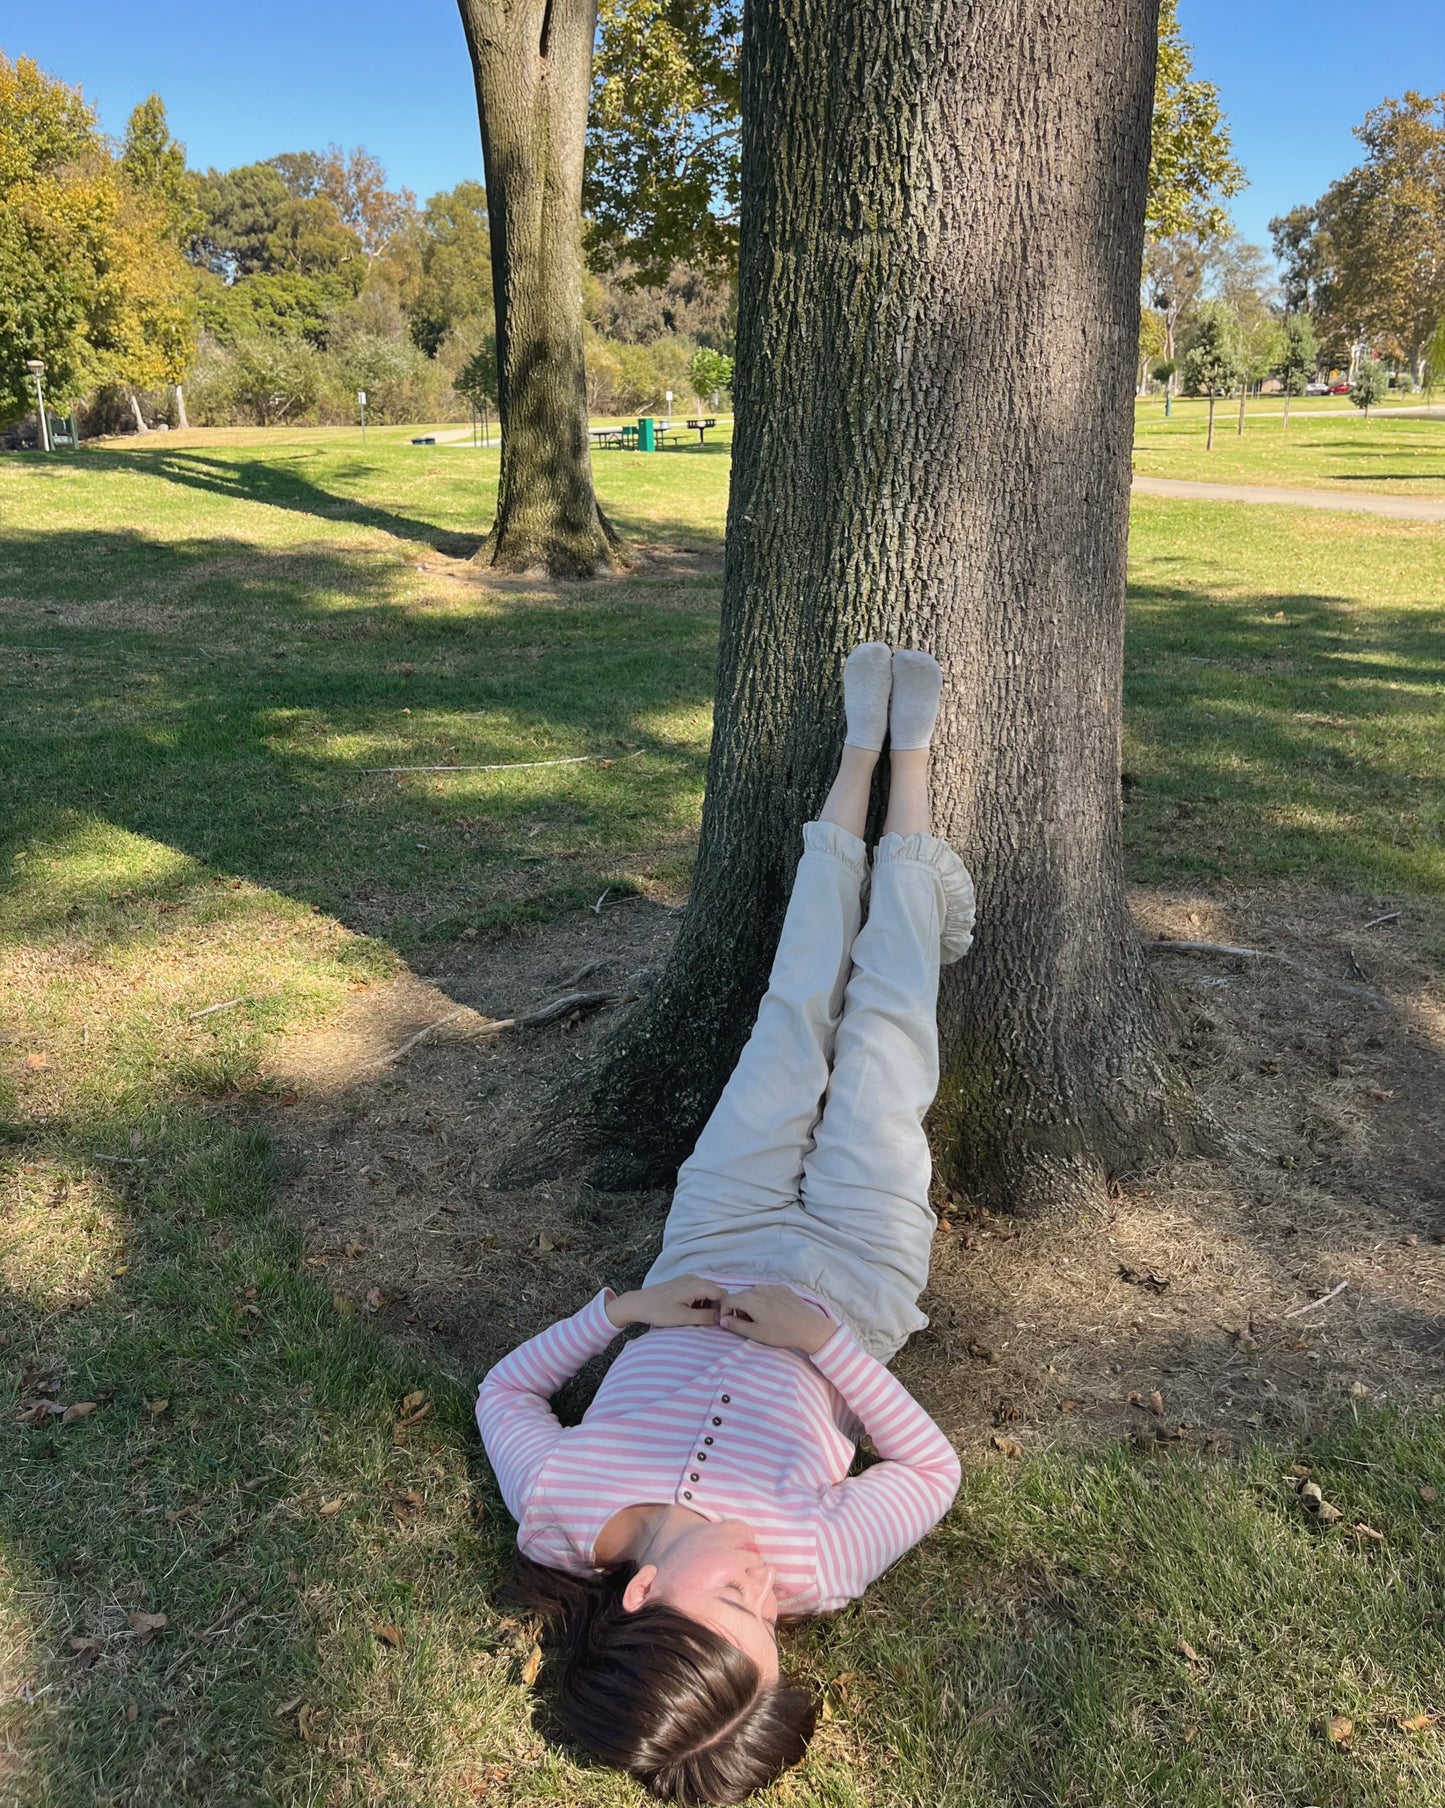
left=506, top=0, right=1196, bottom=1215
left=174, top=383, right=189, bottom=431
left=456, top=0, right=626, bottom=577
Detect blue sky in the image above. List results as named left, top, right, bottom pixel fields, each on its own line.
left=6, top=1, right=1443, bottom=257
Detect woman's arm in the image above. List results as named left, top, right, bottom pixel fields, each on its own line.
left=476, top=1274, right=730, bottom=1520
left=808, top=1326, right=963, bottom=1605
left=475, top=1290, right=622, bottom=1520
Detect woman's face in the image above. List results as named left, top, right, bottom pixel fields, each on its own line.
left=622, top=1518, right=780, bottom=1680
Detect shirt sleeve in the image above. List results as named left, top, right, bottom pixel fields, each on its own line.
left=475, top=1289, right=621, bottom=1522
left=807, top=1325, right=962, bottom=1607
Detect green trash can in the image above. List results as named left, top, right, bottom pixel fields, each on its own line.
left=636, top=415, right=656, bottom=452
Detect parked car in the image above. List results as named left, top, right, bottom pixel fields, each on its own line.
left=1305, top=382, right=1331, bottom=396
left=1329, top=381, right=1352, bottom=395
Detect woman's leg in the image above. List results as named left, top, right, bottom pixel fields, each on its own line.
left=797, top=651, right=972, bottom=1311
left=649, top=648, right=891, bottom=1270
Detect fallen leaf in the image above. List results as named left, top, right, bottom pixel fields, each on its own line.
left=364, top=1287, right=387, bottom=1313
left=1397, top=1713, right=1435, bottom=1732
left=127, top=1610, right=168, bottom=1637
left=61, top=1401, right=97, bottom=1424
left=25, top=1052, right=49, bottom=1069
left=1059, top=1399, right=1078, bottom=1413
left=1326, top=1714, right=1353, bottom=1745
left=1183, top=1724, right=1198, bottom=1745
left=125, top=1703, right=138, bottom=1723
left=396, top=1398, right=433, bottom=1431
left=1118, top=1264, right=1170, bottom=1293
left=535, top=1231, right=556, bottom=1254
left=993, top=1399, right=1022, bottom=1425
left=319, top=1497, right=343, bottom=1517
left=1298, top=1479, right=1345, bottom=1525
left=1351, top=1522, right=1386, bottom=1541
left=520, top=1643, right=542, bottom=1686
left=345, top=1242, right=366, bottom=1259
left=393, top=1489, right=426, bottom=1522
left=399, top=1390, right=428, bottom=1415
left=1420, top=1486, right=1438, bottom=1505
left=965, top=1341, right=994, bottom=1363
left=273, top=1696, right=304, bottom=1719
left=1177, top=1638, right=1205, bottom=1666
left=68, top=1637, right=102, bottom=1669
left=297, top=1702, right=326, bottom=1744
left=371, top=1622, right=404, bottom=1650
left=1149, top=1391, right=1165, bottom=1417
left=331, top=1291, right=355, bottom=1317
left=144, top=1399, right=169, bottom=1418
left=990, top=1435, right=1023, bottom=1459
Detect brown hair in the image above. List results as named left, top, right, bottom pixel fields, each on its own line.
left=505, top=1557, right=818, bottom=1803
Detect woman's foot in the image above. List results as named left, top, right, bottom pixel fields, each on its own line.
left=842, top=642, right=893, bottom=752
left=889, top=649, right=943, bottom=750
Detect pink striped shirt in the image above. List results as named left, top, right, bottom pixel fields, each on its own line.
left=476, top=1287, right=961, bottom=1614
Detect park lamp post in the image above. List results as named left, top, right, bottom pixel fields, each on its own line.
left=25, top=358, right=50, bottom=453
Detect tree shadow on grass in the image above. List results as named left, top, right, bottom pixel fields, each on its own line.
left=40, top=446, right=487, bottom=558
left=0, top=526, right=718, bottom=956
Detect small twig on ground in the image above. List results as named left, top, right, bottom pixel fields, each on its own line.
left=474, top=989, right=627, bottom=1035
left=357, top=750, right=644, bottom=776
left=593, top=888, right=611, bottom=914
left=361, top=987, right=634, bottom=1068
left=87, top=1153, right=138, bottom=1165
left=1361, top=910, right=1402, bottom=931
left=187, top=996, right=248, bottom=1021
left=359, top=1010, right=468, bottom=1069
left=1345, top=947, right=1370, bottom=984
left=560, top=959, right=605, bottom=987
left=1146, top=940, right=1390, bottom=1010
left=1282, top=1279, right=1350, bottom=1320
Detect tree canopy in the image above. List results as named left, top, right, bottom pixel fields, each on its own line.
left=1145, top=0, right=1244, bottom=239
left=585, top=0, right=1241, bottom=282
left=0, top=56, right=195, bottom=421
left=1272, top=92, right=1445, bottom=377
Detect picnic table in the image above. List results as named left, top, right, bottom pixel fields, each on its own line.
left=589, top=424, right=638, bottom=450
left=686, top=416, right=718, bottom=444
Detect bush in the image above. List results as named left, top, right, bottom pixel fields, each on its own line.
left=323, top=331, right=444, bottom=424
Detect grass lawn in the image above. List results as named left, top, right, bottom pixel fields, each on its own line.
left=1133, top=403, right=1445, bottom=497
left=1, top=429, right=1443, bottom=1806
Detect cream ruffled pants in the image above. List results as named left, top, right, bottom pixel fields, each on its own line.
left=644, top=820, right=976, bottom=1362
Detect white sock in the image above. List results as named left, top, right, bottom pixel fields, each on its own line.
left=890, top=649, right=943, bottom=750
left=842, top=642, right=892, bottom=751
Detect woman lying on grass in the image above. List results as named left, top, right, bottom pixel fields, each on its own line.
left=477, top=644, right=974, bottom=1803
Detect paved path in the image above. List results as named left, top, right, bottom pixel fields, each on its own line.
left=1132, top=474, right=1445, bottom=522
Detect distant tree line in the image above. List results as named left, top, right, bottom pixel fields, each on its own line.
left=1268, top=90, right=1445, bottom=389
left=0, top=51, right=736, bottom=437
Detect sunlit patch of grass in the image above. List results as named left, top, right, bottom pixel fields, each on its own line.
left=0, top=1160, right=125, bottom=1312
left=1125, top=498, right=1445, bottom=948
left=1133, top=405, right=1445, bottom=496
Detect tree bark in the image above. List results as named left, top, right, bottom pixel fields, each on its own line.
left=174, top=383, right=189, bottom=431
left=456, top=0, right=627, bottom=577
left=506, top=0, right=1196, bottom=1216
left=127, top=390, right=150, bottom=434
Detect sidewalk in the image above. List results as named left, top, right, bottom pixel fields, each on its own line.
left=1132, top=474, right=1445, bottom=522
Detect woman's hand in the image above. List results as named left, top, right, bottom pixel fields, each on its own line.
left=719, top=1285, right=836, bottom=1355
left=605, top=1274, right=727, bottom=1331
